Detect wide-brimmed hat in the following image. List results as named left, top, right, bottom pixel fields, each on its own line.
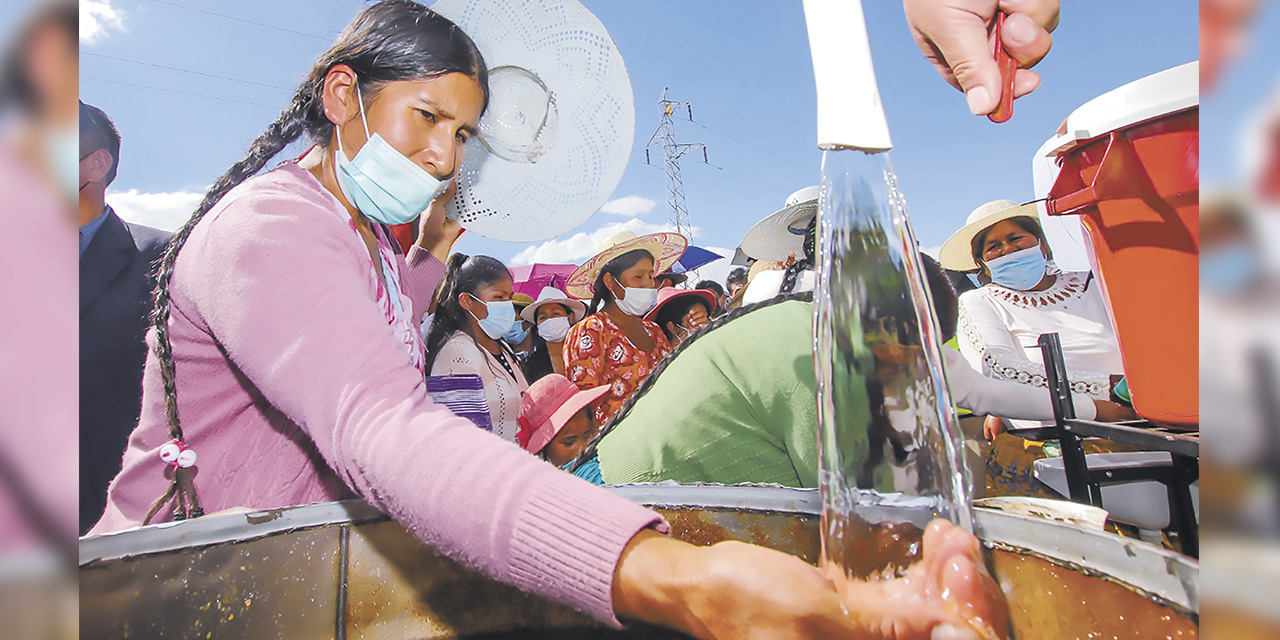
left=517, top=374, right=611, bottom=454
left=564, top=231, right=688, bottom=299
left=739, top=186, right=819, bottom=263
left=432, top=0, right=634, bottom=243
left=643, top=287, right=717, bottom=324
left=520, top=286, right=588, bottom=324
left=939, top=200, right=1041, bottom=272
left=511, top=293, right=536, bottom=312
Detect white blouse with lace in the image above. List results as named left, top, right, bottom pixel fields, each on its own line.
left=956, top=271, right=1123, bottom=402
left=430, top=331, right=529, bottom=443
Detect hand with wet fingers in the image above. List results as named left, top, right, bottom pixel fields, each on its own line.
left=613, top=523, right=1007, bottom=640
left=836, top=519, right=1010, bottom=640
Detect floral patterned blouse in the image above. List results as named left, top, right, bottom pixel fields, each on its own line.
left=564, top=312, right=672, bottom=427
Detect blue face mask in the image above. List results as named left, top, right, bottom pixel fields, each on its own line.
left=50, top=127, right=81, bottom=199
left=983, top=245, right=1049, bottom=290
left=1200, top=243, right=1260, bottom=294
left=334, top=79, right=450, bottom=226
left=468, top=295, right=516, bottom=340
left=504, top=320, right=531, bottom=346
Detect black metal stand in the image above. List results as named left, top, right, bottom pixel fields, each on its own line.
left=1012, top=333, right=1200, bottom=558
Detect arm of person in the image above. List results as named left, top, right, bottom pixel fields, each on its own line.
left=563, top=319, right=606, bottom=390
left=181, top=199, right=661, bottom=627
left=903, top=0, right=1060, bottom=115
left=429, top=333, right=484, bottom=378
left=956, top=293, right=1113, bottom=400
left=944, top=348, right=1096, bottom=422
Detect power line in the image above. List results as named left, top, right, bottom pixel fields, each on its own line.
left=143, top=0, right=331, bottom=41
left=81, top=76, right=281, bottom=110
left=689, top=117, right=816, bottom=174
left=81, top=52, right=290, bottom=90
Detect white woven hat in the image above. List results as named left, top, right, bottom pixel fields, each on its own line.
left=740, top=186, right=819, bottom=263
left=939, top=200, right=1041, bottom=271
left=520, top=286, right=587, bottom=324
left=431, top=0, right=634, bottom=242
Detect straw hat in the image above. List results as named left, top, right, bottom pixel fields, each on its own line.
left=520, top=286, right=588, bottom=324
left=739, top=186, right=819, bottom=263
left=564, top=231, right=688, bottom=299
left=431, top=0, right=634, bottom=242
left=939, top=200, right=1041, bottom=271
left=643, top=287, right=717, bottom=324
left=517, top=374, right=611, bottom=453
left=511, top=293, right=536, bottom=311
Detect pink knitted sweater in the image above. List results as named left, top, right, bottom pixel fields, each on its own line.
left=90, top=163, right=665, bottom=625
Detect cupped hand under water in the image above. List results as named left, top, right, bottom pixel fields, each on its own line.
left=613, top=519, right=1007, bottom=640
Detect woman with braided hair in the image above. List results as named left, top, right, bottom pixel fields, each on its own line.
left=87, top=3, right=1006, bottom=638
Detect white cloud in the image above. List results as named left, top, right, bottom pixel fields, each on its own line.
left=81, top=0, right=125, bottom=45
left=510, top=218, right=699, bottom=266
left=108, top=188, right=204, bottom=232
left=598, top=195, right=657, bottom=217
left=920, top=245, right=942, bottom=260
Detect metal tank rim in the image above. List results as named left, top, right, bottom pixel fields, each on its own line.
left=79, top=483, right=1198, bottom=614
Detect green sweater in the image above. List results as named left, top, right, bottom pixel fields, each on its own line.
left=598, top=300, right=866, bottom=488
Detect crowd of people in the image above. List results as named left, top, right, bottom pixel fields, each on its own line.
left=71, top=0, right=1094, bottom=637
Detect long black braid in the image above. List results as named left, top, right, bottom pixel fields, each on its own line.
left=778, top=216, right=817, bottom=296
left=143, top=0, right=488, bottom=524
left=569, top=291, right=814, bottom=472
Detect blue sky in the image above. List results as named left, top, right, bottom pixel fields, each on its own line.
left=81, top=0, right=1196, bottom=285
left=1202, top=0, right=1280, bottom=187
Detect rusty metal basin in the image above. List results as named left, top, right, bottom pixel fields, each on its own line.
left=79, top=484, right=1198, bottom=639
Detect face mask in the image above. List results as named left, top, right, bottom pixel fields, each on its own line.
left=983, top=245, right=1049, bottom=290
left=334, top=79, right=450, bottom=226
left=538, top=316, right=572, bottom=342
left=614, top=285, right=658, bottom=316
left=1200, top=243, right=1260, bottom=294
left=504, top=321, right=531, bottom=346
left=966, top=273, right=983, bottom=288
left=467, top=295, right=516, bottom=340
left=49, top=127, right=80, bottom=199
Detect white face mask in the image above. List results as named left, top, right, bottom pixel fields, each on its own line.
left=615, top=285, right=658, bottom=316
left=537, top=316, right=572, bottom=342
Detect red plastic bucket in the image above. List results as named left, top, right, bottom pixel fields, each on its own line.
left=1045, top=108, right=1198, bottom=427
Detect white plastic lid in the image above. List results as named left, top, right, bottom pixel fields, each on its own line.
left=1036, top=61, right=1199, bottom=160
left=1031, top=62, right=1198, bottom=271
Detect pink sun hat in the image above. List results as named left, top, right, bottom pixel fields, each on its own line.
left=517, top=374, right=611, bottom=454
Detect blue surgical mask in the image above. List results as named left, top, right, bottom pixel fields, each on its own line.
left=468, top=295, right=516, bottom=340
left=1200, top=244, right=1260, bottom=294
left=334, top=79, right=449, bottom=226
left=966, top=272, right=983, bottom=288
left=49, top=127, right=80, bottom=199
left=504, top=320, right=530, bottom=346
left=983, top=245, right=1049, bottom=290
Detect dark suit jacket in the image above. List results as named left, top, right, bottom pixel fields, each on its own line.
left=80, top=208, right=170, bottom=534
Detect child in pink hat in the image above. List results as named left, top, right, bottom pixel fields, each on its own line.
left=517, top=374, right=609, bottom=483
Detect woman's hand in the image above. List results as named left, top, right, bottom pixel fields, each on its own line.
left=983, top=415, right=1006, bottom=441
left=415, top=179, right=465, bottom=262
left=1092, top=400, right=1138, bottom=423
left=613, top=521, right=1007, bottom=640
left=903, top=0, right=1060, bottom=116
